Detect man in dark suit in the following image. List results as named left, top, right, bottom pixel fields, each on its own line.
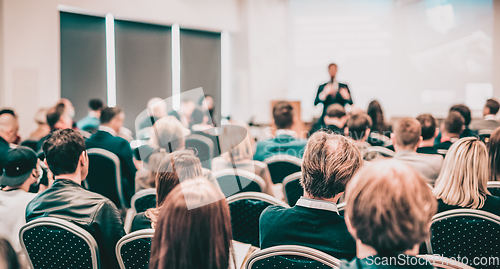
left=253, top=101, right=307, bottom=161
left=260, top=131, right=361, bottom=259
left=436, top=112, right=464, bottom=156
left=314, top=63, right=353, bottom=125
left=309, top=104, right=347, bottom=136
left=86, top=106, right=137, bottom=206
left=470, top=99, right=500, bottom=132
left=0, top=111, right=19, bottom=170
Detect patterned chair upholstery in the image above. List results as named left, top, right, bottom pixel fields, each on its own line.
left=116, top=229, right=154, bottom=269
left=19, top=217, right=99, bottom=269
left=131, top=189, right=157, bottom=214
left=282, top=172, right=303, bottom=206
left=227, top=192, right=289, bottom=247
left=425, top=209, right=500, bottom=269
left=245, top=245, right=340, bottom=269
left=214, top=169, right=266, bottom=198
left=487, top=181, right=500, bottom=197
left=263, top=155, right=302, bottom=184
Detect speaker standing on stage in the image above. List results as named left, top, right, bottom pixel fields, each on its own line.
left=314, top=63, right=353, bottom=124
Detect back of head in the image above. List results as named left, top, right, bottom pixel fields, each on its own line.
left=46, top=103, right=65, bottom=129
left=147, top=97, right=167, bottom=118
left=150, top=116, right=186, bottom=152
left=367, top=100, right=385, bottom=133
left=34, top=108, right=48, bottom=125
left=488, top=127, right=500, bottom=181
left=347, top=113, right=372, bottom=141
left=88, top=99, right=104, bottom=111
left=42, top=129, right=86, bottom=176
left=434, top=137, right=490, bottom=209
left=0, top=112, right=19, bottom=143
left=394, top=118, right=421, bottom=148
left=485, top=99, right=500, bottom=115
left=345, top=160, right=437, bottom=256
left=416, top=114, right=436, bottom=141
left=300, top=131, right=362, bottom=199
left=444, top=111, right=464, bottom=135
left=326, top=104, right=346, bottom=119
left=273, top=101, right=294, bottom=129
left=100, top=106, right=122, bottom=125
left=192, top=108, right=207, bottom=125
left=0, top=238, right=19, bottom=269
left=449, top=104, right=471, bottom=126
left=150, top=178, right=232, bottom=269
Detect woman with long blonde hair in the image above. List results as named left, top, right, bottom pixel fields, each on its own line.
left=433, top=137, right=500, bottom=215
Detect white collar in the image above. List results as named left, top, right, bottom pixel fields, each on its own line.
left=275, top=129, right=297, bottom=138
left=98, top=126, right=117, bottom=136
left=295, top=197, right=339, bottom=215
left=484, top=115, right=497, bottom=121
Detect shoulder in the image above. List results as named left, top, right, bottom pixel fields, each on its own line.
left=260, top=205, right=290, bottom=222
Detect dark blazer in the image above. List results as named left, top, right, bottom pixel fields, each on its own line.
left=259, top=204, right=356, bottom=260
left=253, top=134, right=307, bottom=162
left=26, top=179, right=125, bottom=269
left=437, top=196, right=500, bottom=216
left=314, top=82, right=353, bottom=123
left=0, top=136, right=10, bottom=172
left=86, top=130, right=137, bottom=202
left=435, top=141, right=453, bottom=156
left=130, top=212, right=152, bottom=232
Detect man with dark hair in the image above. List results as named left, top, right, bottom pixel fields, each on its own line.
left=392, top=118, right=443, bottom=184
left=345, top=113, right=377, bottom=160
left=470, top=99, right=500, bottom=132
left=26, top=129, right=125, bottom=269
left=46, top=103, right=73, bottom=131
left=309, top=104, right=347, bottom=136
left=416, top=114, right=439, bottom=154
left=77, top=98, right=104, bottom=134
left=85, top=106, right=136, bottom=206
left=253, top=101, right=307, bottom=161
left=260, top=131, right=361, bottom=259
left=436, top=112, right=465, bottom=156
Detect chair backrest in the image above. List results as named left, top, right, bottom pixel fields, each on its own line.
left=282, top=172, right=303, bottom=206
left=214, top=169, right=266, bottom=198
left=227, top=192, right=289, bottom=247
left=337, top=202, right=346, bottom=217
left=19, top=217, right=99, bottom=269
left=86, top=148, right=126, bottom=209
left=131, top=188, right=157, bottom=214
left=425, top=209, right=500, bottom=265
left=116, top=229, right=154, bottom=269
left=245, top=245, right=340, bottom=269
left=263, top=155, right=303, bottom=184
left=416, top=255, right=474, bottom=269
left=487, top=181, right=500, bottom=197
left=364, top=146, right=395, bottom=159
left=185, top=133, right=215, bottom=169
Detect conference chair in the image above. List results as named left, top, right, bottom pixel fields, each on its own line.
left=425, top=209, right=500, bottom=267
left=19, top=217, right=99, bottom=269
left=227, top=192, right=289, bottom=247
left=86, top=148, right=128, bottom=209
left=124, top=189, right=157, bottom=233
left=136, top=127, right=152, bottom=141
left=214, top=169, right=266, bottom=198
left=244, top=245, right=341, bottom=269
left=263, top=155, right=302, bottom=184
left=487, top=181, right=500, bottom=197
left=416, top=255, right=474, bottom=269
left=364, top=146, right=395, bottom=160
left=116, top=229, right=154, bottom=269
left=185, top=133, right=215, bottom=169
left=282, top=172, right=302, bottom=206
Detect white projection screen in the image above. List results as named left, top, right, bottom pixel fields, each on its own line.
left=288, top=0, right=493, bottom=121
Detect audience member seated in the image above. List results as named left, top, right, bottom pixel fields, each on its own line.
left=134, top=149, right=168, bottom=192
left=415, top=114, right=439, bottom=154
left=392, top=118, right=442, bottom=184
left=260, top=131, right=361, bottom=259
left=169, top=99, right=196, bottom=129
left=199, top=94, right=217, bottom=126
left=0, top=238, right=20, bottom=269
left=449, top=104, right=478, bottom=138
left=0, top=147, right=39, bottom=254
left=131, top=150, right=203, bottom=232
left=0, top=112, right=19, bottom=167
left=488, top=127, right=500, bottom=181
left=26, top=129, right=124, bottom=269
left=212, top=122, right=275, bottom=196
left=27, top=108, right=50, bottom=141
left=367, top=100, right=392, bottom=146
left=254, top=101, right=307, bottom=161
left=433, top=137, right=500, bottom=215
left=435, top=111, right=464, bottom=155
left=149, top=178, right=232, bottom=269
left=340, top=160, right=437, bottom=269
left=346, top=113, right=379, bottom=161
left=470, top=98, right=500, bottom=132
left=37, top=103, right=73, bottom=150
left=309, top=103, right=347, bottom=136
left=86, top=106, right=137, bottom=206
left=191, top=108, right=214, bottom=132
left=139, top=97, right=168, bottom=130
left=76, top=98, right=103, bottom=134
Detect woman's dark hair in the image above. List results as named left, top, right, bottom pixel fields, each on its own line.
left=488, top=127, right=500, bottom=181
left=0, top=238, right=20, bottom=269
left=367, top=100, right=389, bottom=134
left=149, top=179, right=234, bottom=269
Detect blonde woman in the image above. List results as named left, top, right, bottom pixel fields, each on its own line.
left=433, top=137, right=500, bottom=215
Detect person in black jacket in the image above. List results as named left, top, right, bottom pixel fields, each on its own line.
left=26, top=129, right=125, bottom=269
left=314, top=63, right=353, bottom=125
left=86, top=106, right=137, bottom=207
left=259, top=131, right=362, bottom=259
left=309, top=104, right=347, bottom=136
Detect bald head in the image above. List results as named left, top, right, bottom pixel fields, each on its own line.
left=0, top=113, right=19, bottom=143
